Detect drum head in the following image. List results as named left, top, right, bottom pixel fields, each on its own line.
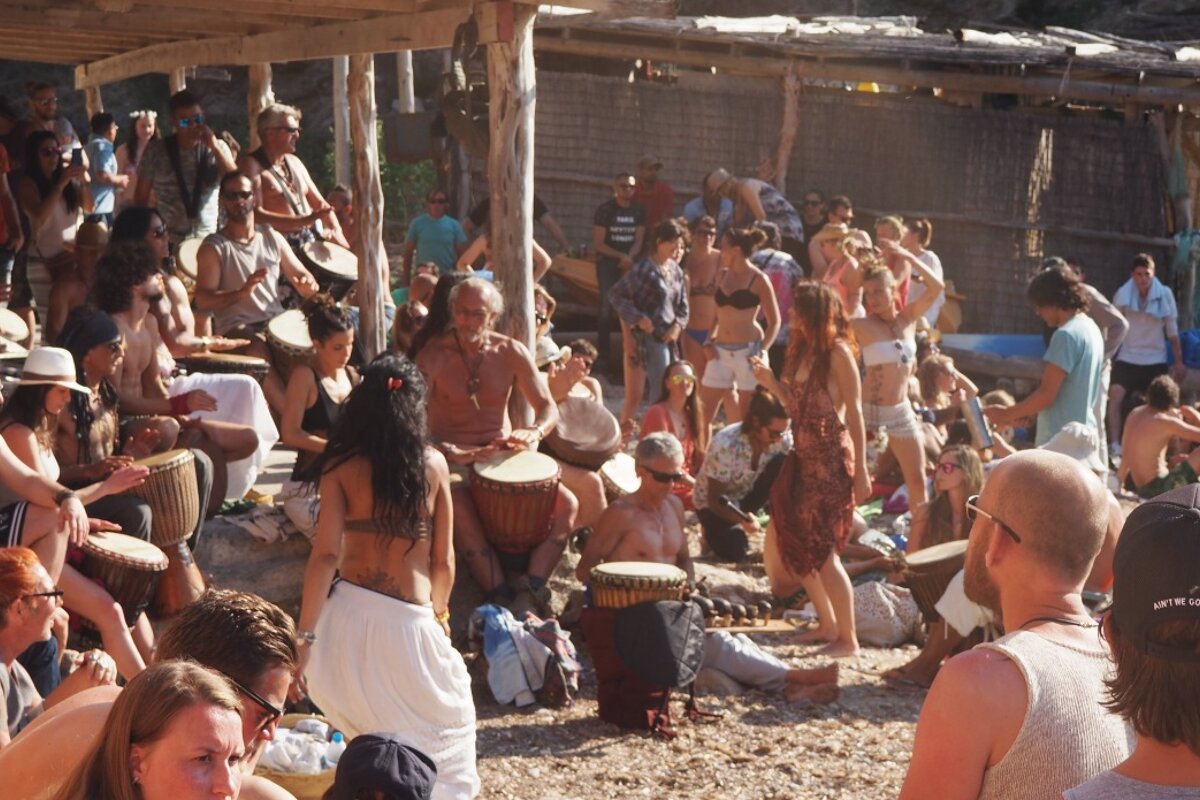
left=544, top=397, right=621, bottom=467
left=185, top=353, right=269, bottom=367
left=82, top=531, right=169, bottom=569
left=592, top=561, right=686, bottom=583
left=600, top=453, right=640, bottom=494
left=473, top=449, right=560, bottom=483
left=302, top=240, right=358, bottom=280
left=904, top=539, right=969, bottom=566
left=176, top=239, right=203, bottom=280
left=267, top=309, right=313, bottom=351
left=134, top=448, right=193, bottom=472
left=0, top=309, right=29, bottom=343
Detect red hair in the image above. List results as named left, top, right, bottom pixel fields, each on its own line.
left=0, top=547, right=40, bottom=627
left=784, top=280, right=855, bottom=382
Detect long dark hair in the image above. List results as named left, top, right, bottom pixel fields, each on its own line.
left=0, top=385, right=56, bottom=450
left=407, top=272, right=469, bottom=360
left=110, top=206, right=163, bottom=243
left=657, top=360, right=708, bottom=453
left=301, top=292, right=353, bottom=344
left=315, top=354, right=429, bottom=538
left=124, top=112, right=160, bottom=167
left=785, top=280, right=855, bottom=384
left=60, top=307, right=121, bottom=465
left=24, top=130, right=79, bottom=213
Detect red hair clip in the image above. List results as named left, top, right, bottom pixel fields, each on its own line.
left=387, top=377, right=404, bottom=391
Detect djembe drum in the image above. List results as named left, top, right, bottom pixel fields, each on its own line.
left=469, top=450, right=560, bottom=554
left=902, top=539, right=969, bottom=622
left=542, top=396, right=621, bottom=470
left=590, top=562, right=688, bottom=609
left=266, top=309, right=314, bottom=386
left=76, top=531, right=168, bottom=628
left=599, top=453, right=640, bottom=501
left=175, top=352, right=270, bottom=384
left=298, top=239, right=358, bottom=301
left=126, top=449, right=206, bottom=617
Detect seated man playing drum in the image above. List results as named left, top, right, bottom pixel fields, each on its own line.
left=194, top=170, right=320, bottom=413
left=577, top=432, right=838, bottom=704
left=414, top=277, right=577, bottom=616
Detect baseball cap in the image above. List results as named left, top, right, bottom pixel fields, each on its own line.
left=1112, top=483, right=1200, bottom=663
left=329, top=733, right=437, bottom=800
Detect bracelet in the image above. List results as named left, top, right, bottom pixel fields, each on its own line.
left=434, top=610, right=450, bottom=624
left=169, top=393, right=191, bottom=416
left=296, top=630, right=317, bottom=645
left=198, top=336, right=212, bottom=351
left=54, top=489, right=78, bottom=506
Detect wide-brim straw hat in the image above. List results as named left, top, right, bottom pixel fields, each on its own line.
left=812, top=222, right=851, bottom=244
left=534, top=337, right=571, bottom=369
left=17, top=346, right=91, bottom=395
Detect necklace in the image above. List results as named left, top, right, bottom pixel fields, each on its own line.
left=453, top=330, right=485, bottom=410
left=1018, top=615, right=1098, bottom=630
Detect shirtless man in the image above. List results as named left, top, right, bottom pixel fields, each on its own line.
left=578, top=432, right=838, bottom=704
left=414, top=277, right=575, bottom=615
left=1117, top=375, right=1200, bottom=498
left=238, top=103, right=349, bottom=250
left=195, top=171, right=319, bottom=412
left=92, top=240, right=256, bottom=514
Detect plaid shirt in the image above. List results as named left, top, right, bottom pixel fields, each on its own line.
left=609, top=256, right=689, bottom=340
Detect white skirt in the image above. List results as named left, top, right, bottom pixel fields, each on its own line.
left=168, top=371, right=279, bottom=500
left=308, top=580, right=480, bottom=800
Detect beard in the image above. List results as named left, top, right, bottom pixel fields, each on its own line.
left=963, top=536, right=1002, bottom=617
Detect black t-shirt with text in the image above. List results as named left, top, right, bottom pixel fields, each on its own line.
left=593, top=198, right=644, bottom=268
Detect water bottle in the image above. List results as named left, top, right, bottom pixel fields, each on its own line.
left=324, top=732, right=346, bottom=768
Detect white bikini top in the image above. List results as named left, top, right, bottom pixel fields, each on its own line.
left=861, top=334, right=916, bottom=367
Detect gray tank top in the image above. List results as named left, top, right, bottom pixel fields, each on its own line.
left=202, top=223, right=285, bottom=334
left=1065, top=770, right=1200, bottom=799
left=977, top=630, right=1134, bottom=800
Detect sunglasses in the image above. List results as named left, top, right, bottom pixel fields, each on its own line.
left=107, top=340, right=124, bottom=353
left=642, top=467, right=684, bottom=484
left=937, top=462, right=961, bottom=474
left=965, top=494, right=1022, bottom=544
left=176, top=114, right=206, bottom=128
left=226, top=673, right=283, bottom=734
left=222, top=190, right=253, bottom=201
left=669, top=373, right=696, bottom=385
left=34, top=97, right=58, bottom=107
left=430, top=198, right=449, bottom=205
left=40, top=147, right=62, bottom=157
left=24, top=589, right=63, bottom=603
left=274, top=126, right=302, bottom=135
left=766, top=427, right=787, bottom=440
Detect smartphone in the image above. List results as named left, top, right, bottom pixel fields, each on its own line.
left=70, top=147, right=83, bottom=167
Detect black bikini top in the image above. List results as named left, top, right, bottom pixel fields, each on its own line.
left=344, top=516, right=431, bottom=540
left=714, top=271, right=761, bottom=310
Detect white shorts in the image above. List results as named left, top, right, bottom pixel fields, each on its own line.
left=864, top=400, right=922, bottom=440
left=701, top=341, right=765, bottom=391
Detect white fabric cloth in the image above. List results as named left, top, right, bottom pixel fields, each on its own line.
left=934, top=570, right=997, bottom=638
left=307, top=580, right=479, bottom=800
left=906, top=250, right=945, bottom=327
left=1112, top=277, right=1179, bottom=365
left=168, top=371, right=278, bottom=500
left=279, top=479, right=320, bottom=538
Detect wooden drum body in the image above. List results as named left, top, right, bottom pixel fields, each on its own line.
left=299, top=240, right=358, bottom=301
left=469, top=450, right=560, bottom=554
left=266, top=309, right=315, bottom=386
left=176, top=353, right=270, bottom=384
left=77, top=531, right=168, bottom=627
left=902, top=540, right=968, bottom=622
left=599, top=453, right=640, bottom=501
left=542, top=396, right=621, bottom=470
left=591, top=562, right=687, bottom=609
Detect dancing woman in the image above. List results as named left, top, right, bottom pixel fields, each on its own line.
left=296, top=354, right=478, bottom=800
left=754, top=281, right=870, bottom=657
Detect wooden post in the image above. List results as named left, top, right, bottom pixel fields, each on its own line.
left=396, top=51, right=415, bottom=113
left=773, top=62, right=801, bottom=195
left=332, top=57, right=351, bottom=186
left=247, top=63, right=275, bottom=151
left=482, top=1, right=537, bottom=348
left=84, top=86, right=103, bottom=119
left=169, top=68, right=188, bottom=94
left=348, top=54, right=386, bottom=361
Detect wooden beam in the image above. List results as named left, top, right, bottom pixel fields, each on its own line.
left=332, top=57, right=351, bottom=186
left=169, top=67, right=188, bottom=94
left=247, top=63, right=275, bottom=151
left=773, top=62, right=801, bottom=196
left=9, top=5, right=287, bottom=37
left=396, top=50, right=415, bottom=113
left=84, top=85, right=103, bottom=118
left=515, top=0, right=678, bottom=17
left=532, top=34, right=1200, bottom=108
left=483, top=2, right=538, bottom=348
left=348, top=53, right=386, bottom=361
left=75, top=7, right=471, bottom=88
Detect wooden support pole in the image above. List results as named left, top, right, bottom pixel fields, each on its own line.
left=482, top=1, right=537, bottom=348
left=773, top=62, right=801, bottom=195
left=84, top=86, right=104, bottom=119
left=396, top=50, right=415, bottom=113
left=247, top=63, right=275, bottom=151
left=168, top=67, right=188, bottom=94
left=333, top=57, right=351, bottom=187
left=348, top=53, right=386, bottom=361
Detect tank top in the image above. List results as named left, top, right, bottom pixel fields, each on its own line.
left=976, top=630, right=1133, bottom=800
left=291, top=373, right=346, bottom=481
left=202, top=223, right=285, bottom=334
left=0, top=439, right=59, bottom=508
left=30, top=197, right=79, bottom=260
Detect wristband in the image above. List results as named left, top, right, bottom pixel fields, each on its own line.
left=54, top=489, right=78, bottom=506
left=296, top=630, right=317, bottom=645
left=434, top=610, right=450, bottom=624
left=170, top=393, right=191, bottom=415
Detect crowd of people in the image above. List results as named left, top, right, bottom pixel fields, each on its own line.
left=0, top=77, right=1196, bottom=800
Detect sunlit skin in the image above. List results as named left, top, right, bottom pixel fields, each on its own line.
left=238, top=664, right=291, bottom=757
left=129, top=702, right=245, bottom=800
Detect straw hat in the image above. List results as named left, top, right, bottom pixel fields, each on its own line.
left=811, top=222, right=851, bottom=244
left=534, top=337, right=571, bottom=369
left=17, top=347, right=91, bottom=395
left=703, top=168, right=734, bottom=198
left=75, top=221, right=109, bottom=252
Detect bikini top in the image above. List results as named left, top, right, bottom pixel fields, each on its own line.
left=714, top=271, right=761, bottom=310
left=344, top=515, right=431, bottom=540
left=861, top=334, right=916, bottom=367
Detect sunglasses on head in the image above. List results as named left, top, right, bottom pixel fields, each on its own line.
left=222, top=190, right=253, bottom=201
left=176, top=114, right=206, bottom=128
left=965, top=494, right=1022, bottom=543
left=937, top=462, right=961, bottom=474
left=642, top=466, right=684, bottom=484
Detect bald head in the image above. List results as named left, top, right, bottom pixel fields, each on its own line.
left=990, top=449, right=1109, bottom=582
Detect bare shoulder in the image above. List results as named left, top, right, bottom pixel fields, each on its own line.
left=236, top=153, right=263, bottom=177
left=241, top=774, right=298, bottom=800
left=665, top=493, right=685, bottom=524
left=595, top=497, right=638, bottom=531
left=932, top=646, right=1027, bottom=719
left=425, top=445, right=449, bottom=480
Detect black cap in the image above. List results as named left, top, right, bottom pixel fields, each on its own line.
left=329, top=734, right=437, bottom=800
left=1113, top=483, right=1200, bottom=663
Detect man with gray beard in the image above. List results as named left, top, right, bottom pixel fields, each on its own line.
left=900, top=450, right=1132, bottom=800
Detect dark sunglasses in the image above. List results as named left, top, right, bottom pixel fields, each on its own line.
left=176, top=114, right=206, bottom=128
left=34, top=97, right=58, bottom=107
left=40, top=147, right=62, bottom=157
left=226, top=673, right=283, bottom=732
left=965, top=494, right=1022, bottom=544
left=222, top=190, right=253, bottom=201
left=937, top=462, right=961, bottom=474
left=24, top=589, right=63, bottom=602
left=274, top=126, right=301, bottom=135
left=642, top=467, right=684, bottom=484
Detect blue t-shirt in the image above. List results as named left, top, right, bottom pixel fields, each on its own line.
left=1038, top=313, right=1103, bottom=446
left=85, top=135, right=117, bottom=215
left=405, top=214, right=466, bottom=273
